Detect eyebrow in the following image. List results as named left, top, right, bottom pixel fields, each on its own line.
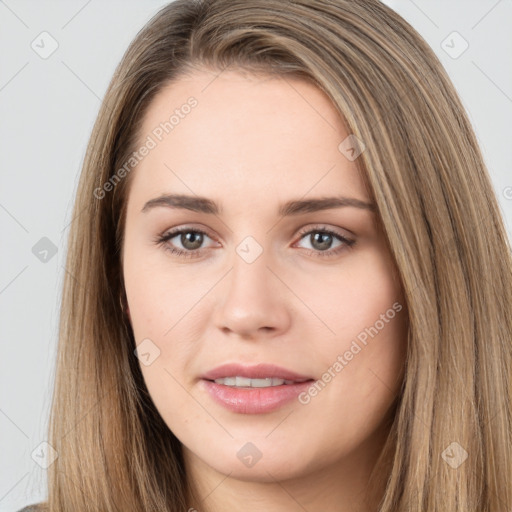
left=141, top=194, right=376, bottom=216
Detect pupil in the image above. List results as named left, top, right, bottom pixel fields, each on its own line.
left=182, top=232, right=203, bottom=250
left=312, top=232, right=332, bottom=251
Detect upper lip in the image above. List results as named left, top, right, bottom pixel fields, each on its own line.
left=201, top=363, right=314, bottom=382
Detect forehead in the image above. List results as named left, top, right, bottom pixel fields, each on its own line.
left=127, top=69, right=370, bottom=211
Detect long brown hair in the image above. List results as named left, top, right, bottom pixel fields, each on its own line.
left=43, top=0, right=512, bottom=510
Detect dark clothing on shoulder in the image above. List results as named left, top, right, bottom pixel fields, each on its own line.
left=17, top=504, right=44, bottom=511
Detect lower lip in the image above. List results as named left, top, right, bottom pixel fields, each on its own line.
left=200, top=379, right=314, bottom=414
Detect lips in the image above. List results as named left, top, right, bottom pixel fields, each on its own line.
left=200, top=363, right=316, bottom=414
left=201, top=363, right=314, bottom=382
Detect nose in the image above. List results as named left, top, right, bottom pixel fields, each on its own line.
left=212, top=249, right=292, bottom=339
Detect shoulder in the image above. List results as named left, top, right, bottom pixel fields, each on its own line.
left=17, top=504, right=45, bottom=512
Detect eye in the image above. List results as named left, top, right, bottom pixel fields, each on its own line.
left=294, top=225, right=355, bottom=259
left=154, top=227, right=217, bottom=259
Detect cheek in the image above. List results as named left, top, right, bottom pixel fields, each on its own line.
left=122, top=243, right=210, bottom=410
left=308, top=248, right=407, bottom=407
left=310, top=245, right=405, bottom=343
left=123, top=242, right=204, bottom=343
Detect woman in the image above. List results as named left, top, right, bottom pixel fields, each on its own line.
left=20, top=0, right=512, bottom=510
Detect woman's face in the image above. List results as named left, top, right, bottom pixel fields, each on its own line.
left=122, top=69, right=407, bottom=485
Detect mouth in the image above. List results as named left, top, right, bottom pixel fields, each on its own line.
left=200, top=363, right=315, bottom=414
left=208, top=376, right=311, bottom=388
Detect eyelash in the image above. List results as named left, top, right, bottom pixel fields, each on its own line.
left=153, top=225, right=355, bottom=260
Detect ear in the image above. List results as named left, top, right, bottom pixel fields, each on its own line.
left=120, top=292, right=131, bottom=323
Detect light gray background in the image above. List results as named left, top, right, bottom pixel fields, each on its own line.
left=1, top=1, right=511, bottom=510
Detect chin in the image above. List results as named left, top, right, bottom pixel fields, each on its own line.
left=184, top=433, right=320, bottom=482
left=208, top=454, right=309, bottom=483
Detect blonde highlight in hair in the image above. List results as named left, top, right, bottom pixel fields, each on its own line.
left=42, top=1, right=512, bottom=510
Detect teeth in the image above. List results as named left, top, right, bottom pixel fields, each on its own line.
left=236, top=376, right=252, bottom=387
left=213, top=376, right=296, bottom=387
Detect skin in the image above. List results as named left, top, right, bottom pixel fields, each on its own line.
left=121, top=68, right=408, bottom=512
